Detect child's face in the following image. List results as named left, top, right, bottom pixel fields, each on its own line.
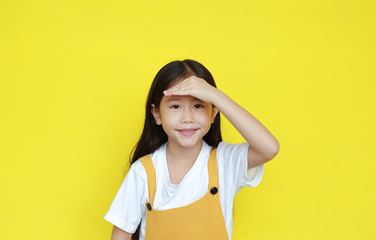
left=151, top=94, right=218, bottom=150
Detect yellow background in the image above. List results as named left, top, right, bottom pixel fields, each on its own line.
left=1, top=0, right=375, bottom=239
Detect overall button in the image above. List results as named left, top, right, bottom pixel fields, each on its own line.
left=210, top=187, right=218, bottom=195
left=146, top=203, right=152, bottom=211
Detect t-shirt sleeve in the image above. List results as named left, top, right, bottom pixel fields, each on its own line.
left=103, top=161, right=147, bottom=233
left=217, top=141, right=264, bottom=194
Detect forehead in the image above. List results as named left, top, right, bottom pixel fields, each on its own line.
left=162, top=95, right=203, bottom=103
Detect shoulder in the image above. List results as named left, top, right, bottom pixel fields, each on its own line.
left=130, top=143, right=167, bottom=179
left=216, top=141, right=249, bottom=158
left=129, top=159, right=147, bottom=180
left=217, top=141, right=249, bottom=149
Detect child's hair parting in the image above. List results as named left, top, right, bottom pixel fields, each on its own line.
left=129, top=59, right=222, bottom=165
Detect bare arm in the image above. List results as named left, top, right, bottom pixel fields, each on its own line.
left=210, top=89, right=279, bottom=168
left=164, top=76, right=280, bottom=168
left=111, top=226, right=132, bottom=240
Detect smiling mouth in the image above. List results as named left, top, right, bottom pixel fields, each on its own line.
left=177, top=129, right=198, bottom=136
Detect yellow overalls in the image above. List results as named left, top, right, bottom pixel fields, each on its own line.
left=139, top=148, right=229, bottom=240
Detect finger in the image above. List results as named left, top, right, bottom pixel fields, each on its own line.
left=164, top=85, right=190, bottom=96
left=163, top=90, right=190, bottom=96
left=163, top=90, right=177, bottom=96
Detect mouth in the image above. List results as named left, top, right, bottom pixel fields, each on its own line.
left=177, top=128, right=198, bottom=136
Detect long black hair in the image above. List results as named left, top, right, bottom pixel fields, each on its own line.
left=130, top=59, right=222, bottom=165
left=130, top=59, right=222, bottom=239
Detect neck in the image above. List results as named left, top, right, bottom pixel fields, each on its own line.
left=166, top=141, right=203, bottom=165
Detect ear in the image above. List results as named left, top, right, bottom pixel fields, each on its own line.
left=211, top=105, right=220, bottom=124
left=151, top=104, right=162, bottom=125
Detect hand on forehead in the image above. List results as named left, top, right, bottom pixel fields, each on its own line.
left=163, top=76, right=217, bottom=105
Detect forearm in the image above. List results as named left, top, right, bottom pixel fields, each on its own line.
left=211, top=89, right=279, bottom=159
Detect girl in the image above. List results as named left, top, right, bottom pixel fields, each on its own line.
left=104, top=59, right=279, bottom=240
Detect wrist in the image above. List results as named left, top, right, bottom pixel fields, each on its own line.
left=210, top=88, right=228, bottom=108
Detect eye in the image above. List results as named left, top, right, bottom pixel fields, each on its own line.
left=194, top=104, right=203, bottom=109
left=171, top=104, right=180, bottom=109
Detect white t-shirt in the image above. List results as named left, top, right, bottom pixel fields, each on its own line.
left=104, top=140, right=264, bottom=240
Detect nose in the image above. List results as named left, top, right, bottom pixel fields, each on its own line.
left=181, top=107, right=194, bottom=123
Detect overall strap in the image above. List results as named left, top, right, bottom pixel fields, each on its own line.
left=139, top=155, right=156, bottom=205
left=207, top=148, right=218, bottom=190
left=140, top=148, right=218, bottom=204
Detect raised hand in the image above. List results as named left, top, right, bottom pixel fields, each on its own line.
left=163, top=76, right=219, bottom=104
left=164, top=74, right=279, bottom=169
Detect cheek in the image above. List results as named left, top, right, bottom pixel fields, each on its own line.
left=161, top=112, right=176, bottom=126
left=198, top=111, right=212, bottom=125
left=159, top=109, right=169, bottom=122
